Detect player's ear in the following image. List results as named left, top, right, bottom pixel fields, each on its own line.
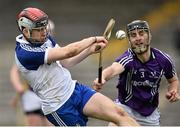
left=23, top=28, right=30, bottom=38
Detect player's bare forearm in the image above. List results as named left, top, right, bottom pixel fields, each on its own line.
left=48, top=37, right=108, bottom=63
left=92, top=62, right=124, bottom=91
left=61, top=48, right=92, bottom=68
left=103, top=62, right=124, bottom=81
left=166, top=76, right=180, bottom=102
left=167, top=76, right=179, bottom=92
left=47, top=37, right=96, bottom=63
left=102, top=67, right=115, bottom=81
left=61, top=38, right=107, bottom=68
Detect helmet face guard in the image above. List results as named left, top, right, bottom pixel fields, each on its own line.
left=126, top=20, right=151, bottom=54
left=33, top=17, right=48, bottom=28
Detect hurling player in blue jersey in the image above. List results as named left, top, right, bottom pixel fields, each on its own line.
left=9, top=20, right=55, bottom=126
left=15, top=7, right=139, bottom=126
left=93, top=20, right=180, bottom=126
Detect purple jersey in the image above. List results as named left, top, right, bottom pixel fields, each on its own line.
left=115, top=48, right=176, bottom=116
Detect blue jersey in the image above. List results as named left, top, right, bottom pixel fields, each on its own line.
left=115, top=48, right=176, bottom=116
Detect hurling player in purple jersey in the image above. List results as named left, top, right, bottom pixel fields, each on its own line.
left=93, top=20, right=180, bottom=126
left=14, top=7, right=139, bottom=126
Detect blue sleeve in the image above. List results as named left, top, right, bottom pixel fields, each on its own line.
left=16, top=43, right=46, bottom=70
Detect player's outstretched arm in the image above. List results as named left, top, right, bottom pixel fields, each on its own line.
left=92, top=62, right=124, bottom=91
left=47, top=36, right=108, bottom=64
left=166, top=75, right=180, bottom=102
left=60, top=36, right=108, bottom=68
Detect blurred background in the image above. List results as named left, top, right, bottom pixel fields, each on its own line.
left=0, top=0, right=180, bottom=126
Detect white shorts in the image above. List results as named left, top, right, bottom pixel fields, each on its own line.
left=21, top=90, right=42, bottom=112
left=115, top=99, right=160, bottom=126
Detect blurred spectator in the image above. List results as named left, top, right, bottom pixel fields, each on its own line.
left=48, top=19, right=55, bottom=36
left=9, top=65, right=52, bottom=126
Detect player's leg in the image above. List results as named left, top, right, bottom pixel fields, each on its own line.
left=42, top=116, right=53, bottom=126
left=108, top=99, right=160, bottom=126
left=21, top=90, right=45, bottom=126
left=45, top=83, right=93, bottom=126
left=25, top=111, right=43, bottom=126
left=26, top=109, right=54, bottom=126
left=83, top=92, right=140, bottom=126
left=46, top=83, right=139, bottom=126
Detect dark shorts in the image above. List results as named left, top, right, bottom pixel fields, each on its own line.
left=25, top=109, right=44, bottom=117
left=46, top=82, right=96, bottom=126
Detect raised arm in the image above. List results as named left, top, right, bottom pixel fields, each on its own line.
left=47, top=36, right=108, bottom=64
left=93, top=62, right=125, bottom=91
left=60, top=36, right=108, bottom=68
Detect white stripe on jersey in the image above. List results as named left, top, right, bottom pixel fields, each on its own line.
left=125, top=69, right=133, bottom=102
left=155, top=48, right=176, bottom=75
left=20, top=43, right=46, bottom=52
left=119, top=55, right=133, bottom=67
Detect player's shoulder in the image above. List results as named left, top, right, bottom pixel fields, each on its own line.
left=48, top=35, right=57, bottom=47
left=115, top=48, right=134, bottom=65
left=16, top=34, right=31, bottom=52
left=117, top=48, right=134, bottom=59
left=152, top=48, right=173, bottom=63
left=16, top=34, right=28, bottom=45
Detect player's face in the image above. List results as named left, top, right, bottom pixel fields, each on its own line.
left=31, top=26, right=48, bottom=43
left=128, top=29, right=150, bottom=54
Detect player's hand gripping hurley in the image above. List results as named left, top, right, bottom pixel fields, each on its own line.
left=95, top=18, right=115, bottom=83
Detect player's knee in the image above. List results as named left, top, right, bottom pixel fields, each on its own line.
left=109, top=106, right=129, bottom=126
left=115, top=106, right=128, bottom=117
